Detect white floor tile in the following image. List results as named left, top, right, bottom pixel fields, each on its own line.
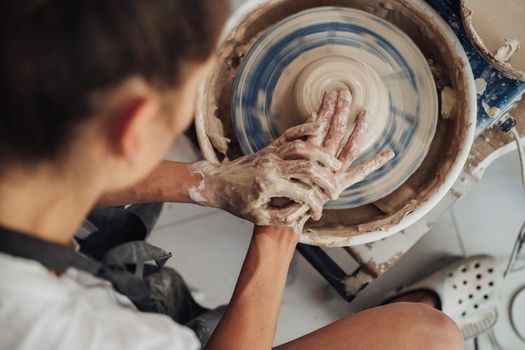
left=148, top=209, right=253, bottom=308
left=164, top=136, right=201, bottom=163
left=154, top=203, right=221, bottom=230
left=452, top=152, right=525, bottom=258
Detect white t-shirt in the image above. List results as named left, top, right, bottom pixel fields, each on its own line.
left=0, top=253, right=200, bottom=350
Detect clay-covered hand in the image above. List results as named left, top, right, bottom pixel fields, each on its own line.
left=189, top=89, right=394, bottom=231
left=188, top=124, right=343, bottom=225
left=311, top=89, right=395, bottom=195
left=286, top=89, right=396, bottom=231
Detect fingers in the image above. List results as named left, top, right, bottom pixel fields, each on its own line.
left=308, top=185, right=330, bottom=220
left=291, top=214, right=311, bottom=234
left=338, top=149, right=395, bottom=189
left=307, top=111, right=319, bottom=123
left=274, top=182, right=325, bottom=221
left=272, top=121, right=322, bottom=147
left=275, top=140, right=342, bottom=171
left=266, top=203, right=310, bottom=225
left=323, top=89, right=353, bottom=156
left=283, top=160, right=339, bottom=200
left=337, top=109, right=371, bottom=170
left=307, top=90, right=338, bottom=146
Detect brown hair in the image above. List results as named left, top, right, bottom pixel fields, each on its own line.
left=0, top=0, right=228, bottom=166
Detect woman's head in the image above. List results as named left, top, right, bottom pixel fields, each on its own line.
left=0, top=0, right=228, bottom=188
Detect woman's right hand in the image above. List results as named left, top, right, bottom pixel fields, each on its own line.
left=188, top=89, right=394, bottom=232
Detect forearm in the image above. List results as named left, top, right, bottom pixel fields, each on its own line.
left=206, top=226, right=299, bottom=350
left=97, top=161, right=202, bottom=206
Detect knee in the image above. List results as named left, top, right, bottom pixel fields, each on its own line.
left=397, top=303, right=463, bottom=350
left=423, top=305, right=462, bottom=350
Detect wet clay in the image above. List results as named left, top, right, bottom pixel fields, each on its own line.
left=197, top=0, right=472, bottom=244
left=440, top=86, right=456, bottom=120
left=461, top=0, right=525, bottom=81
left=474, top=78, right=487, bottom=95
left=493, top=39, right=520, bottom=64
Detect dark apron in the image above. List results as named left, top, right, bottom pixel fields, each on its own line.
left=0, top=224, right=225, bottom=348
left=0, top=225, right=172, bottom=314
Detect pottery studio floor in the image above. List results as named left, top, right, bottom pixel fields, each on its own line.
left=148, top=135, right=525, bottom=349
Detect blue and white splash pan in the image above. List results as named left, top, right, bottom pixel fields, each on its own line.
left=232, top=7, right=438, bottom=209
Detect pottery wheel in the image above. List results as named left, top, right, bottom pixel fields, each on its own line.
left=232, top=7, right=438, bottom=209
